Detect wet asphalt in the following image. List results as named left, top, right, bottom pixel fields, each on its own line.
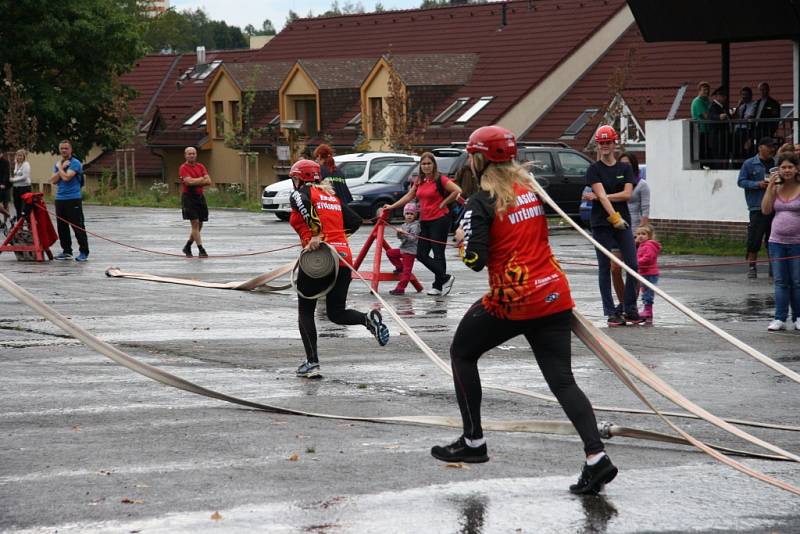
left=1, top=206, right=798, bottom=533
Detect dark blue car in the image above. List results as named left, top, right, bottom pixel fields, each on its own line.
left=348, top=161, right=419, bottom=220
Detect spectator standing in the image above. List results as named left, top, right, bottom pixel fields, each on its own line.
left=706, top=86, right=730, bottom=165
left=586, top=125, right=643, bottom=326
left=754, top=82, right=781, bottom=140
left=634, top=223, right=661, bottom=323
left=760, top=152, right=800, bottom=331
left=179, top=147, right=212, bottom=258
left=738, top=137, right=778, bottom=278
left=314, top=144, right=352, bottom=204
left=381, top=152, right=461, bottom=296
left=50, top=140, right=89, bottom=262
left=386, top=203, right=421, bottom=296
left=11, top=149, right=32, bottom=219
left=733, top=87, right=757, bottom=159
left=691, top=81, right=711, bottom=158
left=0, top=152, right=10, bottom=224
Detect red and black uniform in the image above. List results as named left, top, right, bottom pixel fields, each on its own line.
left=452, top=183, right=604, bottom=454
left=289, top=185, right=366, bottom=364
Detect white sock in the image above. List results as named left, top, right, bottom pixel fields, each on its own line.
left=465, top=437, right=486, bottom=448
left=586, top=451, right=606, bottom=465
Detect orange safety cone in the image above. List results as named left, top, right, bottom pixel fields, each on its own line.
left=352, top=210, right=423, bottom=292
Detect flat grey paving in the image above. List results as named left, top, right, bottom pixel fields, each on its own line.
left=1, top=206, right=798, bottom=533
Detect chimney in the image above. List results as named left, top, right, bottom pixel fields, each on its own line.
left=196, top=46, right=206, bottom=66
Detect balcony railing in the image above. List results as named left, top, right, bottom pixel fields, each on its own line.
left=689, top=118, right=798, bottom=169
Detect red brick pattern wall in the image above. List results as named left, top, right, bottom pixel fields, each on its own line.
left=650, top=219, right=747, bottom=240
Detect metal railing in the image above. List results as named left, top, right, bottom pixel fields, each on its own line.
left=690, top=118, right=798, bottom=169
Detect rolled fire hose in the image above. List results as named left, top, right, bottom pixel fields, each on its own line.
left=0, top=272, right=787, bottom=466
left=290, top=243, right=340, bottom=299
left=105, top=263, right=294, bottom=292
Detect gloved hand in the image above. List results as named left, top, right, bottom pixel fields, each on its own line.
left=606, top=211, right=629, bottom=230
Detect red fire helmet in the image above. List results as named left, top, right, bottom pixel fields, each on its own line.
left=594, top=125, right=618, bottom=143
left=289, top=159, right=321, bottom=183
left=466, top=125, right=518, bottom=162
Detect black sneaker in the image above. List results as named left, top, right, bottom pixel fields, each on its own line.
left=607, top=313, right=626, bottom=327
left=365, top=309, right=389, bottom=346
left=296, top=361, right=321, bottom=378
left=569, top=455, right=618, bottom=495
left=431, top=436, right=489, bottom=463
left=182, top=243, right=193, bottom=257
left=748, top=266, right=757, bottom=279
left=197, top=246, right=208, bottom=258
left=623, top=310, right=646, bottom=324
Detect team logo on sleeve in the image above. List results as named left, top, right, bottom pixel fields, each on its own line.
left=544, top=292, right=560, bottom=303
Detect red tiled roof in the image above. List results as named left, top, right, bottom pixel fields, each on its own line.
left=223, top=62, right=294, bottom=91
left=121, top=54, right=182, bottom=119
left=523, top=26, right=795, bottom=152
left=389, top=53, right=478, bottom=86
left=84, top=136, right=163, bottom=177
left=255, top=0, right=629, bottom=134
left=298, top=58, right=377, bottom=89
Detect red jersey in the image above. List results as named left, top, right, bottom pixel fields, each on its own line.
left=179, top=162, right=208, bottom=194
left=289, top=185, right=353, bottom=264
left=415, top=175, right=451, bottom=221
left=461, top=182, right=573, bottom=320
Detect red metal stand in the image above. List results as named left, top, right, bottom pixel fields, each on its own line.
left=352, top=211, right=423, bottom=292
left=0, top=194, right=55, bottom=262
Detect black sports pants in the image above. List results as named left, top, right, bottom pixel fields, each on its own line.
left=416, top=215, right=450, bottom=289
left=450, top=303, right=604, bottom=455
left=54, top=198, right=89, bottom=256
left=297, top=268, right=365, bottom=364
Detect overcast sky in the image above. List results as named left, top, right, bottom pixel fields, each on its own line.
left=171, top=0, right=421, bottom=31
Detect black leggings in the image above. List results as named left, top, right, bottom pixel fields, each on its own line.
left=297, top=268, right=366, bottom=364
left=417, top=215, right=450, bottom=289
left=450, top=303, right=604, bottom=455
left=13, top=186, right=32, bottom=217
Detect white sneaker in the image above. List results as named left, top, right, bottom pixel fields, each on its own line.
left=441, top=275, right=455, bottom=296
left=427, top=287, right=442, bottom=296
left=767, top=319, right=786, bottom=331
left=795, top=319, right=800, bottom=331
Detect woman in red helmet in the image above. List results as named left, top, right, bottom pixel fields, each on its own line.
left=586, top=125, right=642, bottom=327
left=288, top=159, right=389, bottom=378
left=430, top=125, right=617, bottom=495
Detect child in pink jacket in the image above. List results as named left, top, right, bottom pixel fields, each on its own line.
left=635, top=223, right=661, bottom=322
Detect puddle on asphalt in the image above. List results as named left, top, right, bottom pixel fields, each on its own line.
left=694, top=295, right=774, bottom=322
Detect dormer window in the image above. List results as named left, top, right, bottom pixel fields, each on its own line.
left=183, top=106, right=206, bottom=127
left=560, top=108, right=598, bottom=140
left=345, top=112, right=362, bottom=128
left=432, top=98, right=469, bottom=125
left=455, top=96, right=493, bottom=124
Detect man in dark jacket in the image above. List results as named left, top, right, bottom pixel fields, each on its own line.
left=0, top=152, right=10, bottom=223
left=737, top=137, right=778, bottom=278
left=753, top=82, right=781, bottom=140
left=706, top=87, right=730, bottom=166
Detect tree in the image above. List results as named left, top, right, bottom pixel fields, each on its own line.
left=1, top=65, right=38, bottom=152
left=0, top=0, right=145, bottom=155
left=244, top=19, right=276, bottom=36
left=375, top=2, right=386, bottom=12
left=382, top=56, right=428, bottom=152
left=285, top=10, right=300, bottom=26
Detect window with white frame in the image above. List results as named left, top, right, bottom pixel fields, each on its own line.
left=455, top=96, right=493, bottom=124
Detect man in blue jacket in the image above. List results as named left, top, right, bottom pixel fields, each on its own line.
left=737, top=137, right=777, bottom=278
left=50, top=140, right=89, bottom=262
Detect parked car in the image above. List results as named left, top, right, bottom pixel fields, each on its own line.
left=348, top=161, right=420, bottom=220
left=431, top=147, right=468, bottom=179
left=449, top=141, right=593, bottom=217
left=261, top=152, right=417, bottom=220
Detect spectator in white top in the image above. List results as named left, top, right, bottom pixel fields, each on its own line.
left=11, top=149, right=32, bottom=219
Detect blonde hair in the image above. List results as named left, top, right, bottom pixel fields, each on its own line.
left=311, top=180, right=335, bottom=196
left=15, top=149, right=27, bottom=160
left=472, top=153, right=535, bottom=216
left=636, top=223, right=656, bottom=240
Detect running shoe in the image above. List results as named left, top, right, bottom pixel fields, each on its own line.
left=607, top=313, right=625, bottom=327
left=365, top=309, right=389, bottom=346
left=795, top=319, right=800, bottom=331
left=569, top=455, right=618, bottom=495
left=747, top=266, right=757, bottom=279
left=767, top=319, right=786, bottom=331
left=431, top=436, right=489, bottom=463
left=296, top=361, right=321, bottom=378
left=197, top=246, right=208, bottom=258
left=75, top=252, right=89, bottom=262
left=441, top=274, right=455, bottom=296
left=54, top=252, right=73, bottom=260
left=623, top=310, right=645, bottom=324
left=427, top=287, right=442, bottom=296
left=182, top=243, right=193, bottom=257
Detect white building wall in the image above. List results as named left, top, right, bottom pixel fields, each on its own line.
left=646, top=119, right=748, bottom=223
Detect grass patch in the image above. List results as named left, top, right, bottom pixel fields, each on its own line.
left=79, top=182, right=261, bottom=212
left=659, top=233, right=743, bottom=256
